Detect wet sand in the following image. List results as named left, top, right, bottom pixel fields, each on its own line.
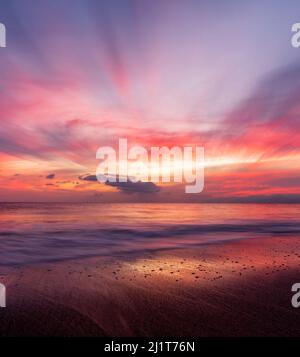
left=1, top=236, right=300, bottom=336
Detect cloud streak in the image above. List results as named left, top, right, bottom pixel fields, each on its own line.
left=0, top=0, right=300, bottom=202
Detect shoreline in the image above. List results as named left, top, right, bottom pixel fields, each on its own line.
left=1, top=236, right=300, bottom=336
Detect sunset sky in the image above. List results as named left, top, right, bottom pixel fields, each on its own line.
left=0, top=0, right=300, bottom=202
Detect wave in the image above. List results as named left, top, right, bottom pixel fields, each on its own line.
left=1, top=220, right=300, bottom=267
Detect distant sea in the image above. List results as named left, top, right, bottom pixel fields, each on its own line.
left=1, top=203, right=300, bottom=266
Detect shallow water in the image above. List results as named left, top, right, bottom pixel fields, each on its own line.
left=1, top=203, right=300, bottom=266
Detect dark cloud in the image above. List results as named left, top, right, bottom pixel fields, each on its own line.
left=79, top=174, right=160, bottom=194
left=106, top=181, right=160, bottom=194
left=46, top=174, right=55, bottom=179
left=78, top=174, right=97, bottom=182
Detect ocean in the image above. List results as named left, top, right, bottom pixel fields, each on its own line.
left=1, top=203, right=300, bottom=266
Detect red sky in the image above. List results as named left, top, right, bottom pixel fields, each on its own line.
left=0, top=0, right=300, bottom=202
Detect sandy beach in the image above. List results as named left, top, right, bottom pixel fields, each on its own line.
left=1, top=235, right=300, bottom=337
